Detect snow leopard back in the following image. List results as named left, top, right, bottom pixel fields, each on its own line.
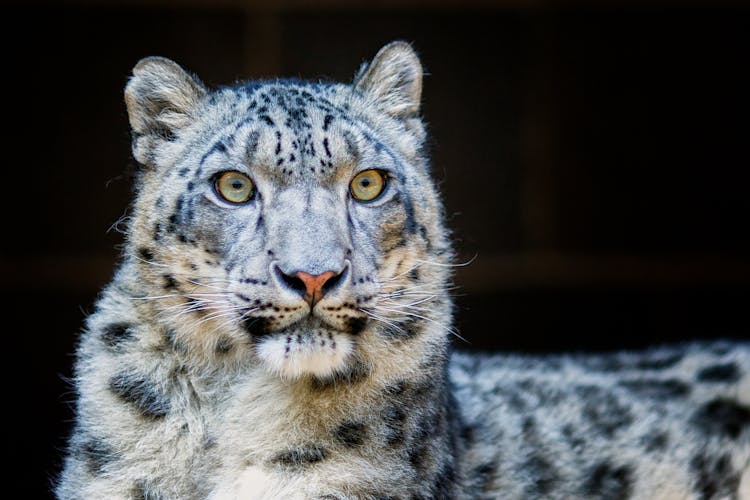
left=452, top=342, right=750, bottom=498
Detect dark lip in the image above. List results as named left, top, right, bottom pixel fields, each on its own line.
left=242, top=314, right=368, bottom=338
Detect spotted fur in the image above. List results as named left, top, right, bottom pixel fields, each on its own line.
left=57, top=42, right=750, bottom=499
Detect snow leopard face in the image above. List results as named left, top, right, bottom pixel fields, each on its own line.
left=124, top=43, right=452, bottom=380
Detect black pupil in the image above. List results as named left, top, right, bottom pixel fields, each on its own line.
left=361, top=178, right=371, bottom=188
left=231, top=180, right=244, bottom=190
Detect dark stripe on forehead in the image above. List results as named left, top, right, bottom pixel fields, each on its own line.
left=245, top=129, right=261, bottom=164
left=342, top=129, right=360, bottom=160
left=200, top=140, right=227, bottom=166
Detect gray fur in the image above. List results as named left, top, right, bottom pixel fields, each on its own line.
left=58, top=42, right=750, bottom=499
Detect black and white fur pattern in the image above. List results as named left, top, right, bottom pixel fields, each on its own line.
left=57, top=42, right=750, bottom=499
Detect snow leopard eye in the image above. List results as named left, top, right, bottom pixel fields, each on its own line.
left=350, top=169, right=387, bottom=202
left=214, top=171, right=255, bottom=204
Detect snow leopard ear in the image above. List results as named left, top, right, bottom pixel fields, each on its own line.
left=124, top=56, right=206, bottom=166
left=354, top=41, right=423, bottom=119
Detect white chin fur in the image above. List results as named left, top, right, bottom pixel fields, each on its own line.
left=255, top=330, right=353, bottom=379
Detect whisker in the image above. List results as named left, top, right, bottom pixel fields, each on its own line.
left=369, top=305, right=468, bottom=344
left=360, top=309, right=407, bottom=335
left=414, top=255, right=477, bottom=268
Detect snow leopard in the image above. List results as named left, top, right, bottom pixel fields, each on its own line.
left=57, top=41, right=750, bottom=499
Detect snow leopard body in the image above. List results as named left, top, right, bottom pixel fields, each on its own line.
left=57, top=42, right=750, bottom=499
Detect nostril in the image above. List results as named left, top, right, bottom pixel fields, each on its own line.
left=321, top=270, right=343, bottom=294
left=275, top=266, right=307, bottom=295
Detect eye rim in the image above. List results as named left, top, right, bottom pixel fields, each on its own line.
left=212, top=170, right=256, bottom=205
left=349, top=169, right=388, bottom=203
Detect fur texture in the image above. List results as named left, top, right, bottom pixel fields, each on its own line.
left=58, top=42, right=750, bottom=499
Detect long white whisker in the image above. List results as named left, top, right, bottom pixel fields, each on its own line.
left=360, top=309, right=407, bottom=335
left=414, top=255, right=477, bottom=268
left=380, top=295, right=436, bottom=308
left=369, top=305, right=467, bottom=343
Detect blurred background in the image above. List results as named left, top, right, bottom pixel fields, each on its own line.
left=4, top=0, right=750, bottom=496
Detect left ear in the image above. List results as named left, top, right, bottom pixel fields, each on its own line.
left=354, top=41, right=423, bottom=119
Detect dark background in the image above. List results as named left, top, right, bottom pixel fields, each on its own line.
left=4, top=1, right=750, bottom=497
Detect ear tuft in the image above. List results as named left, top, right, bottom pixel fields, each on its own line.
left=354, top=41, right=423, bottom=118
left=124, top=57, right=206, bottom=161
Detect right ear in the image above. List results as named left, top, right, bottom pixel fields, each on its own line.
left=124, top=57, right=206, bottom=166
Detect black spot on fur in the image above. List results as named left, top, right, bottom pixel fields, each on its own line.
left=432, top=458, right=458, bottom=498
left=419, top=224, right=429, bottom=244
left=524, top=455, right=558, bottom=495
left=100, top=322, right=135, bottom=348
left=215, top=337, right=234, bottom=354
left=690, top=453, right=740, bottom=499
left=334, top=421, right=367, bottom=448
left=408, top=440, right=430, bottom=473
left=385, top=379, right=408, bottom=396
left=78, top=438, right=116, bottom=474
left=643, top=431, right=669, bottom=452
left=109, top=373, right=170, bottom=419
left=323, top=114, right=334, bottom=131
left=162, top=274, right=178, bottom=290
left=459, top=423, right=477, bottom=445
left=272, top=445, right=327, bottom=466
left=692, top=398, right=750, bottom=439
left=138, top=247, right=154, bottom=262
left=408, top=411, right=437, bottom=473
left=584, top=352, right=683, bottom=372
left=583, top=463, right=632, bottom=499
left=619, top=378, right=690, bottom=398
left=562, top=424, right=586, bottom=451
left=382, top=316, right=420, bottom=339
left=383, top=405, right=407, bottom=446
left=243, top=317, right=272, bottom=337
left=697, top=362, right=741, bottom=383
left=346, top=316, right=367, bottom=335
left=470, top=461, right=496, bottom=494
left=577, top=386, right=633, bottom=437
left=521, top=416, right=537, bottom=437
left=260, top=115, right=275, bottom=126
left=493, top=385, right=527, bottom=411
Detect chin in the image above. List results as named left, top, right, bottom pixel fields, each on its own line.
left=254, top=328, right=355, bottom=380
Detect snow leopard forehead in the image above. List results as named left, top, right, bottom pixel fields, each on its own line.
left=173, top=80, right=421, bottom=190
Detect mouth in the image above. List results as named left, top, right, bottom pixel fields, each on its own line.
left=249, top=316, right=358, bottom=379
left=242, top=305, right=368, bottom=338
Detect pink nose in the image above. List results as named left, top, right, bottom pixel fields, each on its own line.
left=296, top=271, right=337, bottom=306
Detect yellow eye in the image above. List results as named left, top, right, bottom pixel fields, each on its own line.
left=350, top=169, right=386, bottom=202
left=215, top=171, right=255, bottom=204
